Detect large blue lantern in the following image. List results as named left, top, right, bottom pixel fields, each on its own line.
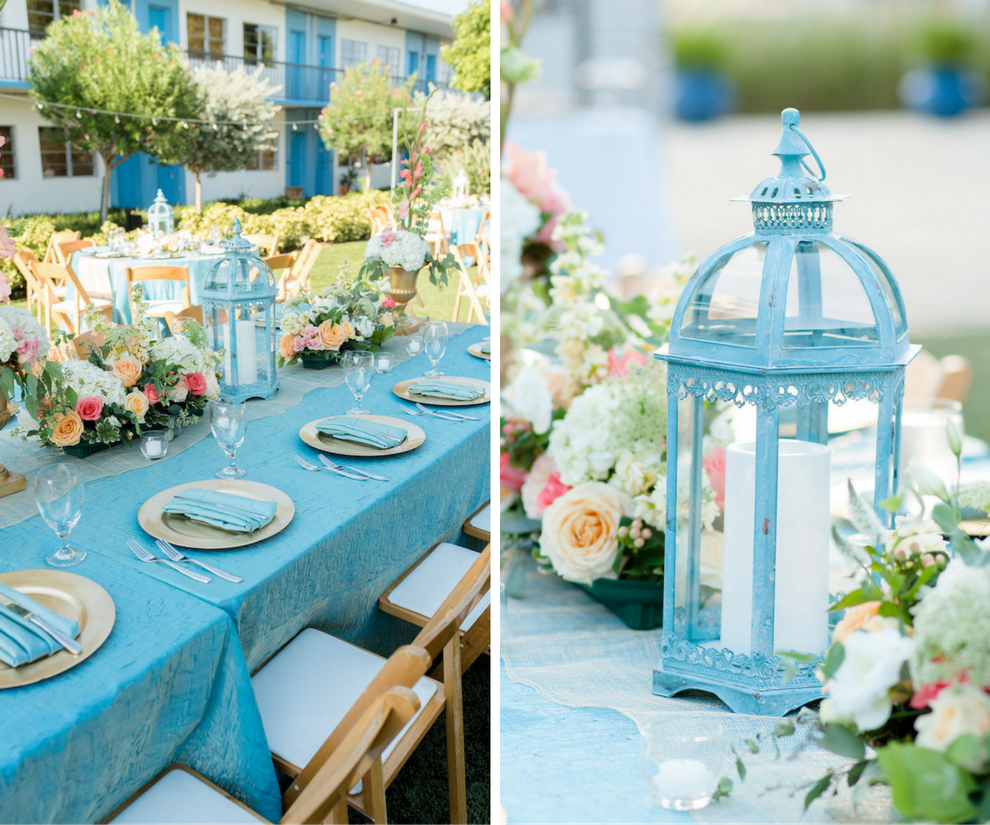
left=202, top=219, right=279, bottom=402
left=653, top=109, right=919, bottom=715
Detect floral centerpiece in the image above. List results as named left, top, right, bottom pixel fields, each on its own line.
left=277, top=270, right=395, bottom=370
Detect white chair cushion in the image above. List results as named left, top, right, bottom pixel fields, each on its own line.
left=145, top=299, right=184, bottom=316
left=109, top=768, right=262, bottom=824
left=251, top=628, right=437, bottom=785
left=469, top=504, right=491, bottom=536
left=387, top=542, right=490, bottom=632
left=50, top=297, right=112, bottom=313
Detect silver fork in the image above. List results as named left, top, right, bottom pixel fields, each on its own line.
left=416, top=401, right=479, bottom=421
left=294, top=454, right=368, bottom=480
left=156, top=540, right=243, bottom=583
left=317, top=454, right=389, bottom=481
left=127, top=539, right=212, bottom=583
left=400, top=404, right=462, bottom=422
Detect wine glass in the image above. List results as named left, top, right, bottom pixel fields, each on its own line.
left=210, top=402, right=247, bottom=479
left=343, top=351, right=375, bottom=415
left=374, top=352, right=395, bottom=375
left=405, top=335, right=424, bottom=359
left=35, top=463, right=86, bottom=568
left=423, top=321, right=448, bottom=377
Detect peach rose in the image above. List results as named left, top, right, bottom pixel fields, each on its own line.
left=124, top=390, right=149, bottom=422
left=341, top=321, right=356, bottom=340
left=112, top=355, right=143, bottom=388
left=318, top=321, right=347, bottom=351
left=50, top=409, right=84, bottom=448
left=540, top=482, right=630, bottom=585
left=279, top=334, right=296, bottom=361
left=831, top=601, right=903, bottom=643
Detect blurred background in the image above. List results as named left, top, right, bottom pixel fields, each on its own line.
left=503, top=0, right=990, bottom=441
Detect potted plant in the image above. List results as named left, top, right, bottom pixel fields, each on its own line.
left=670, top=28, right=735, bottom=122
left=899, top=21, right=986, bottom=117
left=339, top=166, right=359, bottom=195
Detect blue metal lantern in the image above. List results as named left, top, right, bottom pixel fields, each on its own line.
left=202, top=219, right=279, bottom=402
left=652, top=109, right=919, bottom=715
left=148, top=189, right=174, bottom=238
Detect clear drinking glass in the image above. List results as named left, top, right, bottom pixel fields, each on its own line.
left=639, top=721, right=726, bottom=811
left=210, top=402, right=248, bottom=479
left=374, top=352, right=395, bottom=375
left=209, top=226, right=222, bottom=246
left=35, top=463, right=86, bottom=568
left=423, top=321, right=448, bottom=377
left=343, top=351, right=375, bottom=415
left=405, top=334, right=424, bottom=358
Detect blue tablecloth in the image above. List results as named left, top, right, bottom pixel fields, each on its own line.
left=0, top=326, right=491, bottom=821
left=447, top=209, right=489, bottom=247
left=70, top=249, right=221, bottom=324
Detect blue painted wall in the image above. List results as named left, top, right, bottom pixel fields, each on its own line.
left=285, top=111, right=333, bottom=198
left=282, top=9, right=335, bottom=104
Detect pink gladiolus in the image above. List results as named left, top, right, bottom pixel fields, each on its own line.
left=413, top=162, right=423, bottom=179
left=607, top=348, right=648, bottom=379
left=505, top=141, right=570, bottom=218
left=75, top=396, right=104, bottom=421
left=418, top=120, right=427, bottom=133
left=702, top=446, right=727, bottom=513
left=397, top=199, right=409, bottom=220
left=410, top=186, right=421, bottom=200
left=500, top=1, right=513, bottom=22
left=537, top=472, right=571, bottom=513
left=0, top=227, right=14, bottom=260
left=381, top=295, right=397, bottom=309
left=500, top=452, right=528, bottom=492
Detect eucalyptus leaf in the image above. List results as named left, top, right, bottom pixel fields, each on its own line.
left=804, top=774, right=832, bottom=810
left=821, top=724, right=866, bottom=761
left=847, top=480, right=885, bottom=541
left=820, top=642, right=845, bottom=681
left=773, top=720, right=795, bottom=737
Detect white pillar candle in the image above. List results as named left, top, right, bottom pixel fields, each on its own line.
left=720, top=439, right=831, bottom=657
left=653, top=759, right=717, bottom=801
left=223, top=321, right=258, bottom=387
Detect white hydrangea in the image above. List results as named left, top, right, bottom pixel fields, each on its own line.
left=500, top=179, right=541, bottom=294
left=0, top=306, right=50, bottom=362
left=62, top=360, right=126, bottom=406
left=149, top=335, right=208, bottom=374
left=280, top=312, right=307, bottom=335
left=365, top=229, right=430, bottom=272
left=0, top=317, right=14, bottom=363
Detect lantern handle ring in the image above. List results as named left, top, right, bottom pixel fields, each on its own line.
left=789, top=123, right=826, bottom=182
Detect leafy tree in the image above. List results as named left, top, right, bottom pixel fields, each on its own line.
left=317, top=61, right=414, bottom=193
left=441, top=0, right=491, bottom=98
left=163, top=65, right=281, bottom=211
left=28, top=0, right=201, bottom=222
left=409, top=88, right=490, bottom=163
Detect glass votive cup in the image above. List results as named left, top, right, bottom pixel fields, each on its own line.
left=899, top=397, right=964, bottom=483
left=139, top=429, right=169, bottom=461
left=405, top=335, right=424, bottom=358
left=374, top=352, right=395, bottom=374
left=639, top=721, right=726, bottom=811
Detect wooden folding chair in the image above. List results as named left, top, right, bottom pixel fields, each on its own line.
left=262, top=252, right=295, bottom=291
left=277, top=240, right=319, bottom=302
left=163, top=305, right=205, bottom=334
left=451, top=244, right=489, bottom=325
left=268, top=546, right=491, bottom=824
left=58, top=330, right=106, bottom=362
left=463, top=501, right=491, bottom=543
left=366, top=205, right=395, bottom=237
left=242, top=233, right=280, bottom=256
left=30, top=261, right=112, bottom=334
left=55, top=238, right=95, bottom=264
left=425, top=210, right=448, bottom=257
left=103, top=685, right=421, bottom=825
left=44, top=230, right=79, bottom=264
left=125, top=265, right=190, bottom=322
left=12, top=249, right=46, bottom=323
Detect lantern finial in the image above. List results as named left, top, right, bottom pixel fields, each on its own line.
left=772, top=108, right=809, bottom=161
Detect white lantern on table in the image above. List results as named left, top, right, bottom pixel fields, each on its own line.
left=452, top=168, right=470, bottom=201
left=147, top=189, right=174, bottom=239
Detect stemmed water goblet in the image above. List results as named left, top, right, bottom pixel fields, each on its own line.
left=210, top=401, right=247, bottom=479
left=343, top=351, right=375, bottom=415
left=35, top=463, right=86, bottom=568
left=423, top=321, right=448, bottom=377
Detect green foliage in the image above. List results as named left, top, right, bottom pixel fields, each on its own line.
left=440, top=0, right=491, bottom=97
left=27, top=0, right=201, bottom=219
left=614, top=515, right=664, bottom=581
left=918, top=21, right=977, bottom=65
left=877, top=742, right=977, bottom=824
left=410, top=88, right=490, bottom=163
left=0, top=215, right=54, bottom=292
left=440, top=138, right=490, bottom=196
left=670, top=27, right=729, bottom=71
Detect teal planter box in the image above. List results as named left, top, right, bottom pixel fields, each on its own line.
left=61, top=441, right=110, bottom=459
left=576, top=578, right=664, bottom=630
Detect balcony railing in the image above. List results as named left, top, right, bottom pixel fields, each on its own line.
left=0, top=28, right=442, bottom=102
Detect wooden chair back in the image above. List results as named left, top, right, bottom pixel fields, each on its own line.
left=32, top=261, right=101, bottom=333
left=281, top=686, right=420, bottom=825
left=125, top=265, right=190, bottom=319
left=279, top=645, right=431, bottom=810
left=278, top=240, right=319, bottom=301
left=264, top=253, right=296, bottom=274
left=12, top=249, right=43, bottom=321
left=64, top=330, right=106, bottom=361
left=242, top=232, right=280, bottom=256
left=451, top=244, right=488, bottom=325
left=56, top=239, right=95, bottom=263
left=367, top=205, right=395, bottom=237
left=164, top=305, right=205, bottom=334
left=425, top=211, right=448, bottom=256
left=45, top=230, right=79, bottom=263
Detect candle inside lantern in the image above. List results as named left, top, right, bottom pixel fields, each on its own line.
left=720, top=439, right=831, bottom=657
left=652, top=759, right=717, bottom=806
left=223, top=320, right=259, bottom=387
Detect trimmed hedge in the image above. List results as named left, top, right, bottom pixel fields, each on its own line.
left=2, top=191, right=389, bottom=296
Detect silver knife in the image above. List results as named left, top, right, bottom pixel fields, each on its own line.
left=417, top=402, right=479, bottom=421
left=0, top=593, right=83, bottom=655
left=410, top=403, right=463, bottom=421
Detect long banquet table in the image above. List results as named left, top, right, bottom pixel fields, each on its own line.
left=0, top=324, right=491, bottom=823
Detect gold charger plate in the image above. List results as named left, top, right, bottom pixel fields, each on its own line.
left=0, top=570, right=115, bottom=689
left=392, top=377, right=492, bottom=407
left=137, top=479, right=295, bottom=550
left=468, top=342, right=491, bottom=361
left=300, top=414, right=425, bottom=457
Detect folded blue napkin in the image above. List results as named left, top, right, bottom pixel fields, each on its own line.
left=0, top=582, right=81, bottom=668
left=317, top=417, right=407, bottom=449
left=410, top=380, right=487, bottom=401
left=162, top=489, right=277, bottom=533
left=480, top=341, right=490, bottom=354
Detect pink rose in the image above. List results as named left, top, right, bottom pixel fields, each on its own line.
left=500, top=452, right=528, bottom=493
left=0, top=226, right=14, bottom=260
left=75, top=396, right=104, bottom=421
left=10, top=325, right=23, bottom=339
left=16, top=336, right=40, bottom=365
left=143, top=383, right=161, bottom=405
left=306, top=336, right=326, bottom=351
left=702, top=446, right=727, bottom=513
left=538, top=472, right=572, bottom=514
left=292, top=335, right=307, bottom=352
left=607, top=348, right=648, bottom=379
left=380, top=228, right=397, bottom=248
left=381, top=295, right=397, bottom=310
left=183, top=372, right=207, bottom=396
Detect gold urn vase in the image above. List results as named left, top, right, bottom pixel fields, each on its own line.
left=0, top=389, right=26, bottom=497
left=388, top=265, right=424, bottom=335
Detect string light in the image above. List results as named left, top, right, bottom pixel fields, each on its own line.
left=152, top=117, right=157, bottom=126
left=114, top=114, right=120, bottom=123
left=75, top=109, right=82, bottom=118
left=292, top=123, right=298, bottom=131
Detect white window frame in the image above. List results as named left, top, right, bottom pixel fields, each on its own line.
left=341, top=39, right=368, bottom=68
left=38, top=127, right=95, bottom=178
left=187, top=13, right=226, bottom=59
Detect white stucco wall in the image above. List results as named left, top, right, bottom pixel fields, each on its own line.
left=176, top=0, right=286, bottom=64
left=190, top=114, right=287, bottom=202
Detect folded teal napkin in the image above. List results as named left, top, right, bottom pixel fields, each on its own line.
left=410, top=380, right=486, bottom=401
left=317, top=417, right=407, bottom=449
left=480, top=341, right=490, bottom=354
left=0, top=582, right=81, bottom=668
left=162, top=489, right=277, bottom=533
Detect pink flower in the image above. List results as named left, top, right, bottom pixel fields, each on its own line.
left=381, top=295, right=397, bottom=310
left=500, top=1, right=513, bottom=22
left=0, top=136, right=5, bottom=149
left=0, top=226, right=15, bottom=260
left=410, top=186, right=421, bottom=200
left=0, top=274, right=10, bottom=304
left=702, top=446, right=727, bottom=513
left=505, top=142, right=570, bottom=219
left=397, top=199, right=409, bottom=220
left=143, top=383, right=161, bottom=405
left=379, top=228, right=397, bottom=248
left=418, top=120, right=427, bottom=133
left=301, top=325, right=319, bottom=338
left=292, top=335, right=307, bottom=352
left=413, top=162, right=423, bottom=179
left=75, top=396, right=104, bottom=421
left=911, top=676, right=968, bottom=710
left=16, top=336, right=40, bottom=365
left=354, top=89, right=362, bottom=96
left=10, top=325, right=24, bottom=339
left=607, top=348, right=648, bottom=379
left=183, top=372, right=207, bottom=396
left=538, top=472, right=572, bottom=513
left=500, top=452, right=528, bottom=493
left=306, top=336, right=325, bottom=351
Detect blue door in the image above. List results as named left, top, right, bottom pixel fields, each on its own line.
left=315, top=138, right=332, bottom=196
left=288, top=130, right=307, bottom=190
left=156, top=161, right=183, bottom=206
left=147, top=5, right=171, bottom=40
left=289, top=30, right=306, bottom=100
left=318, top=35, right=333, bottom=97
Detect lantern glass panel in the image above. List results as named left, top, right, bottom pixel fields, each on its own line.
left=842, top=238, right=908, bottom=340
left=782, top=241, right=878, bottom=348
left=680, top=243, right=767, bottom=347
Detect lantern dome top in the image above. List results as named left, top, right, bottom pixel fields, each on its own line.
left=660, top=108, right=910, bottom=372
left=202, top=218, right=277, bottom=298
